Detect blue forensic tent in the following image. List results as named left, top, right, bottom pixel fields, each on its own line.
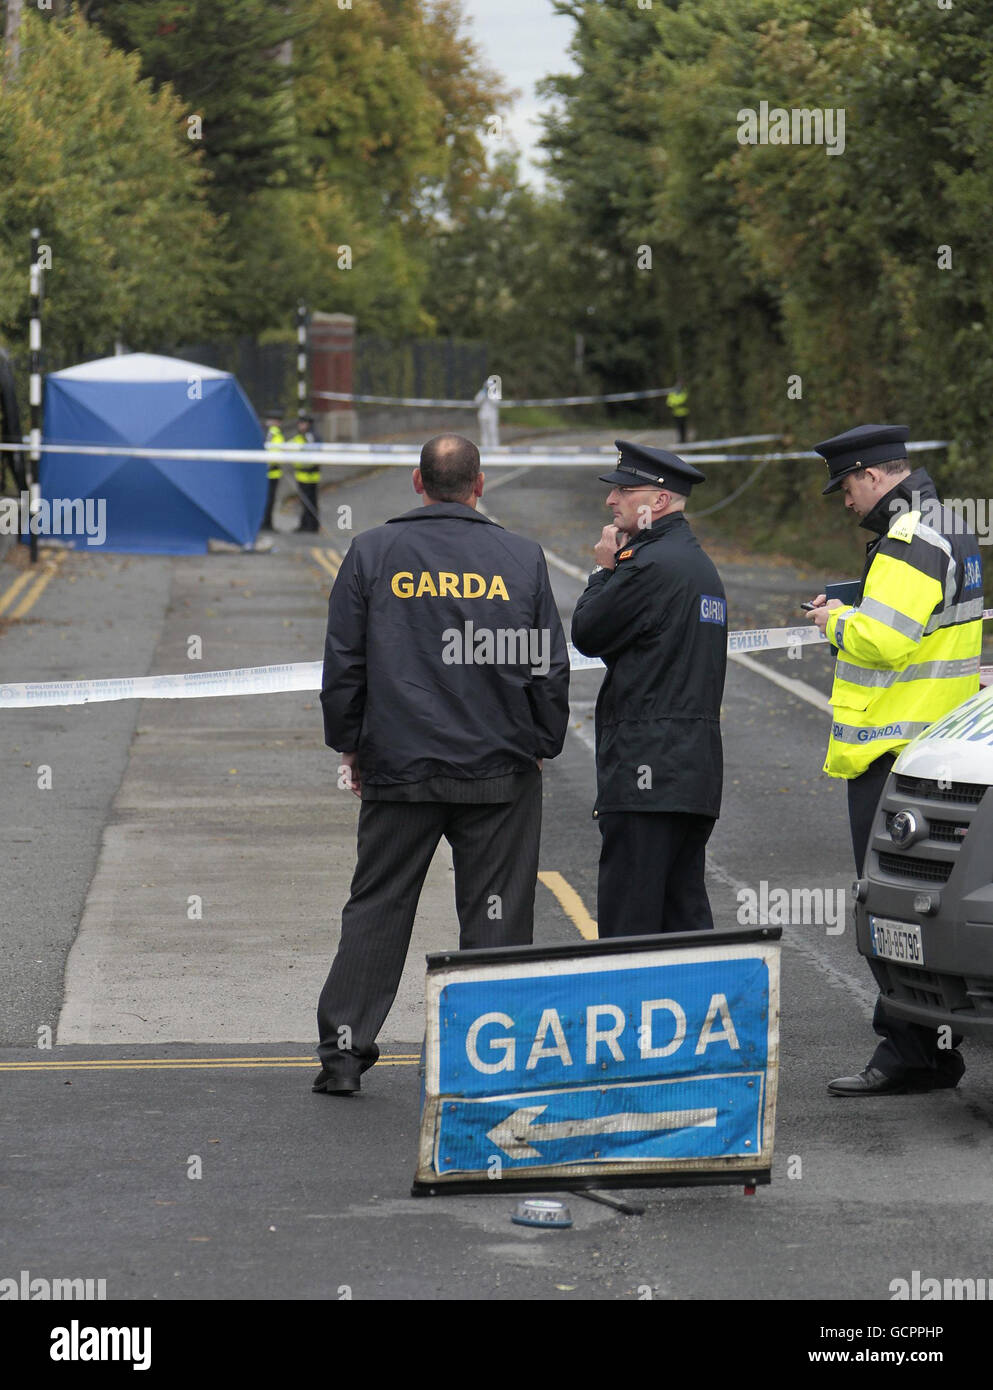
left=40, top=353, right=265, bottom=553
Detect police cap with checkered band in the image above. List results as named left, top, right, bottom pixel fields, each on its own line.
left=597, top=439, right=706, bottom=496
left=815, top=423, right=910, bottom=495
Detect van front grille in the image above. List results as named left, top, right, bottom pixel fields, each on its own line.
left=877, top=852, right=953, bottom=884
left=893, top=775, right=986, bottom=806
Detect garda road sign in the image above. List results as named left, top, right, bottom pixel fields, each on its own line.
left=413, top=928, right=780, bottom=1195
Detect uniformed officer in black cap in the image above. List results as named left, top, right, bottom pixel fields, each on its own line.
left=807, top=423, right=982, bottom=1095
left=572, top=440, right=727, bottom=937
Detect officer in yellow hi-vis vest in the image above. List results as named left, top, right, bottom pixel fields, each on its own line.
left=807, top=423, right=983, bottom=1097
left=665, top=380, right=689, bottom=443
left=261, top=411, right=285, bottom=532
left=290, top=412, right=321, bottom=533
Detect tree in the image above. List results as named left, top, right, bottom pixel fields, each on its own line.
left=422, top=152, right=584, bottom=397
left=0, top=12, right=219, bottom=364
left=294, top=0, right=510, bottom=230
left=721, top=1, right=993, bottom=484
left=89, top=0, right=305, bottom=202
left=539, top=0, right=993, bottom=498
left=85, top=0, right=511, bottom=337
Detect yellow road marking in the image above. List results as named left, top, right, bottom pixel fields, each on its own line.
left=4, top=551, right=66, bottom=619
left=538, top=870, right=598, bottom=940
left=1, top=1054, right=420, bottom=1073
left=310, top=547, right=341, bottom=579
left=0, top=569, right=37, bottom=615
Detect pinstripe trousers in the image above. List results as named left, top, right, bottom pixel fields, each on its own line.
left=316, top=771, right=542, bottom=1078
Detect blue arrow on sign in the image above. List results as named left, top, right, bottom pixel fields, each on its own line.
left=433, top=1074, right=763, bottom=1174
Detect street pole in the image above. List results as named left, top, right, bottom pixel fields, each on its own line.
left=3, top=0, right=23, bottom=90
left=296, top=301, right=307, bottom=415
left=28, top=227, right=42, bottom=564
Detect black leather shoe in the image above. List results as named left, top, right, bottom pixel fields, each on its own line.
left=827, top=1066, right=906, bottom=1096
left=312, top=1068, right=360, bottom=1096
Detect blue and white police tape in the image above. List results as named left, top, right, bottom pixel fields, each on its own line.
left=0, top=440, right=792, bottom=467
left=8, top=616, right=990, bottom=708
left=0, top=662, right=323, bottom=709
left=310, top=387, right=679, bottom=408
left=0, top=439, right=949, bottom=468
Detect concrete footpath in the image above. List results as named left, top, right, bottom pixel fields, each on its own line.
left=51, top=537, right=456, bottom=1048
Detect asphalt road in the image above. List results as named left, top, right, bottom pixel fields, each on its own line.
left=3, top=448, right=993, bottom=1333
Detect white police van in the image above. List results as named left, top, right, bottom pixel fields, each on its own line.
left=854, top=676, right=993, bottom=1034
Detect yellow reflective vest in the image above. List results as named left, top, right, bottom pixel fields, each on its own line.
left=823, top=470, right=983, bottom=778
left=265, top=425, right=285, bottom=480
left=666, top=387, right=689, bottom=418
left=290, top=429, right=321, bottom=485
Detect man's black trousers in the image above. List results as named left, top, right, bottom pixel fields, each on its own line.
left=597, top=811, right=716, bottom=937
left=297, top=481, right=320, bottom=532
left=262, top=477, right=278, bottom=529
left=317, top=774, right=541, bottom=1079
left=848, top=753, right=963, bottom=1078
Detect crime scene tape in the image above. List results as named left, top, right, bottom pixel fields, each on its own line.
left=310, top=387, right=678, bottom=407
left=0, top=662, right=323, bottom=708
left=5, top=616, right=991, bottom=708
left=675, top=434, right=780, bottom=451
left=0, top=439, right=948, bottom=468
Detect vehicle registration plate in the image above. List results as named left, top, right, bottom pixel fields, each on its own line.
left=869, top=915, right=925, bottom=967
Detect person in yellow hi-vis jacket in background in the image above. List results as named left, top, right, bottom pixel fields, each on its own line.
left=807, top=423, right=983, bottom=1097
left=665, top=380, right=689, bottom=442
left=290, top=412, right=321, bottom=534
left=261, top=410, right=285, bottom=532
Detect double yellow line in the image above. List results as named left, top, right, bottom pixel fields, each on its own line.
left=1, top=1053, right=421, bottom=1074
left=0, top=549, right=67, bottom=620
left=310, top=547, right=342, bottom=580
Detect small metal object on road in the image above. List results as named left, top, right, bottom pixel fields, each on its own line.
left=511, top=1199, right=572, bottom=1229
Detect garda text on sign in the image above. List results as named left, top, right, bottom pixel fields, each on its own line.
left=414, top=930, right=781, bottom=1194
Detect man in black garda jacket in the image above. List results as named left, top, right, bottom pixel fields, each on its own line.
left=572, top=440, right=727, bottom=938
left=313, top=434, right=570, bottom=1095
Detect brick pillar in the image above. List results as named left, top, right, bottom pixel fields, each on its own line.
left=309, top=311, right=357, bottom=442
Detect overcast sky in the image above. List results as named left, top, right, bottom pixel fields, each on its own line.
left=458, top=0, right=578, bottom=185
